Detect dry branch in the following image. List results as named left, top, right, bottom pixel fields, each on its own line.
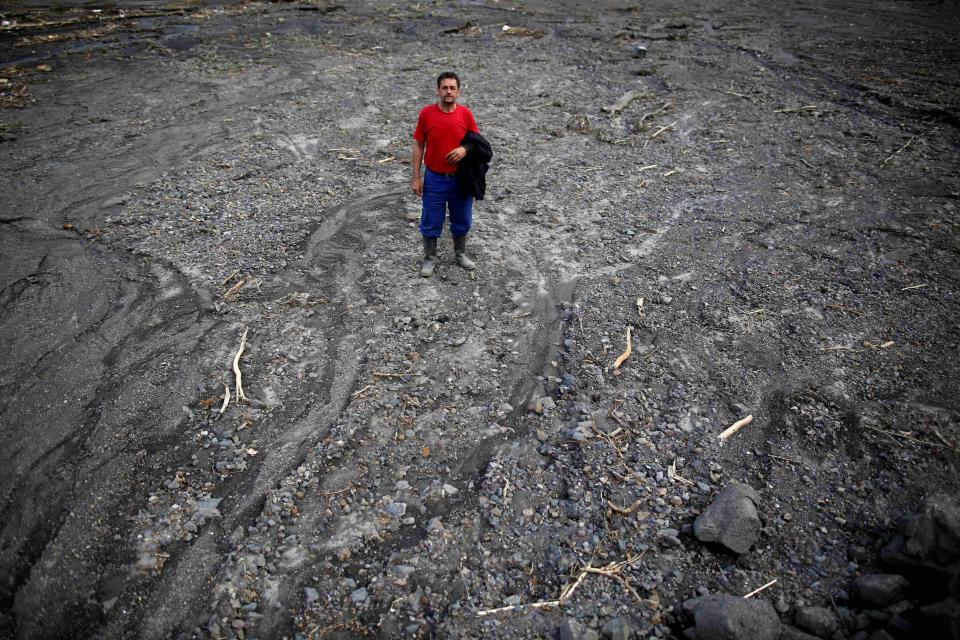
left=743, top=578, right=778, bottom=598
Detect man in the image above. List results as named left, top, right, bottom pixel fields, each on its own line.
left=411, top=71, right=482, bottom=277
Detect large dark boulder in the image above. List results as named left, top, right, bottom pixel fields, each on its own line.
left=851, top=574, right=909, bottom=608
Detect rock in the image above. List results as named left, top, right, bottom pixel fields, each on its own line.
left=601, top=616, right=633, bottom=640
left=682, top=594, right=781, bottom=640
left=196, top=497, right=222, bottom=518
left=505, top=594, right=522, bottom=606
left=558, top=619, right=600, bottom=640
left=658, top=528, right=683, bottom=548
left=442, top=483, right=459, bottom=496
left=903, top=493, right=960, bottom=566
left=793, top=606, right=838, bottom=638
left=304, top=587, right=319, bottom=604
left=350, top=587, right=369, bottom=604
left=693, top=482, right=762, bottom=554
left=385, top=502, right=407, bottom=517
left=851, top=574, right=908, bottom=608
left=780, top=626, right=821, bottom=640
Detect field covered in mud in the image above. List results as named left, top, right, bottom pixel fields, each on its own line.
left=1, top=1, right=959, bottom=638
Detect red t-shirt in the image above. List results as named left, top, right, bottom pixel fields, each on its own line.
left=413, top=104, right=480, bottom=174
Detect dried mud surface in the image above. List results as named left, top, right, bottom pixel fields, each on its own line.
left=1, top=1, right=959, bottom=638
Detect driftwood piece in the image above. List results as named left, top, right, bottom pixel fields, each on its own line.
left=613, top=326, right=632, bottom=369
left=233, top=328, right=249, bottom=404
left=718, top=414, right=753, bottom=441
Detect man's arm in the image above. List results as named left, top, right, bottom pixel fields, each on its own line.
left=411, top=139, right=424, bottom=197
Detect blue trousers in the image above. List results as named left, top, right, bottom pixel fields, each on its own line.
left=420, top=168, right=473, bottom=239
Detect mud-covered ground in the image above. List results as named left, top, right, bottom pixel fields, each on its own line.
left=2, top=1, right=959, bottom=638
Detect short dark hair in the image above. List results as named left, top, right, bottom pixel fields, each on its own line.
left=437, top=72, right=460, bottom=88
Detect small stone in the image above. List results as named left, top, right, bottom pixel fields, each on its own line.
left=442, top=483, right=459, bottom=496
left=658, top=528, right=682, bottom=547
left=304, top=587, right=319, bottom=604
left=558, top=619, right=600, bottom=640
left=385, top=502, right=407, bottom=517
left=350, top=587, right=368, bottom=604
left=601, top=616, right=632, bottom=640
left=505, top=594, right=522, bottom=606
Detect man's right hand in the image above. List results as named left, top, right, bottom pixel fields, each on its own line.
left=411, top=176, right=423, bottom=197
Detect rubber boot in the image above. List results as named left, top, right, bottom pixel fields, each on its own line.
left=420, top=236, right=437, bottom=277
left=453, top=234, right=476, bottom=270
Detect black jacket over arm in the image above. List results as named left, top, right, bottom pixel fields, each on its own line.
left=456, top=131, right=493, bottom=200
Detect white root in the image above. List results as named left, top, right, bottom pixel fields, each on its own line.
left=233, top=328, right=249, bottom=404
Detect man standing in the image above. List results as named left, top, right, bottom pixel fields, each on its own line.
left=411, top=72, right=481, bottom=277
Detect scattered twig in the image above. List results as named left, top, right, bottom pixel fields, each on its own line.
left=825, top=304, right=863, bottom=316
left=224, top=278, right=246, bottom=300
left=822, top=345, right=854, bottom=352
left=880, top=136, right=915, bottom=168
left=668, top=459, right=695, bottom=485
left=222, top=269, right=240, bottom=285
left=743, top=578, right=778, bottom=599
left=233, top=328, right=249, bottom=404
left=650, top=120, right=678, bottom=139
left=863, top=424, right=950, bottom=449
left=372, top=369, right=415, bottom=378
left=769, top=454, right=802, bottom=466
left=352, top=384, right=373, bottom=398
left=774, top=105, right=818, bottom=114
left=718, top=414, right=753, bottom=441
left=638, top=165, right=658, bottom=173
left=638, top=102, right=672, bottom=126
left=613, top=326, right=632, bottom=369
left=608, top=499, right=644, bottom=515
left=662, top=169, right=680, bottom=178
left=722, top=90, right=752, bottom=101
left=931, top=428, right=959, bottom=452
left=901, top=283, right=927, bottom=291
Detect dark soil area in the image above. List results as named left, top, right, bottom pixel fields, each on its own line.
left=1, top=1, right=959, bottom=639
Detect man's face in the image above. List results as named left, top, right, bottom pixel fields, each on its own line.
left=437, top=79, right=460, bottom=105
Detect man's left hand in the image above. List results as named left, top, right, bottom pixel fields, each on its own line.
left=444, top=146, right=467, bottom=164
